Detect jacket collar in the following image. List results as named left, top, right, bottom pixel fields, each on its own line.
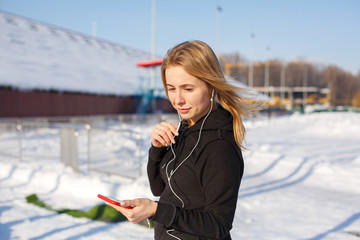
left=179, top=104, right=233, bottom=136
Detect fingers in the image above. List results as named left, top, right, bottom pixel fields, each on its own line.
left=105, top=200, right=135, bottom=222
left=119, top=200, right=134, bottom=209
left=106, top=198, right=157, bottom=224
left=151, top=122, right=179, bottom=147
left=105, top=202, right=127, bottom=213
left=158, top=123, right=176, bottom=144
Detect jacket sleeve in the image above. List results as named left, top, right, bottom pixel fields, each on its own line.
left=152, top=140, right=243, bottom=239
left=147, top=145, right=168, bottom=196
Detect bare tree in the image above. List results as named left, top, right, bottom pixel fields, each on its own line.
left=220, top=53, right=360, bottom=106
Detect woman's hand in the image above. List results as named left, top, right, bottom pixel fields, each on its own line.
left=106, top=198, right=158, bottom=224
left=151, top=122, right=179, bottom=148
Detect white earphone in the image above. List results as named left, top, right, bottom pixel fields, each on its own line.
left=164, top=91, right=216, bottom=240
left=166, top=88, right=215, bottom=209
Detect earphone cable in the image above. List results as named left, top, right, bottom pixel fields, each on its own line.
left=166, top=101, right=214, bottom=208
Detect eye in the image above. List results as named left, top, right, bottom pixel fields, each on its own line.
left=184, top=88, right=193, bottom=92
left=167, top=87, right=175, bottom=92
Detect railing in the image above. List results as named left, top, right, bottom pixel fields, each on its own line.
left=0, top=119, right=61, bottom=161
left=0, top=114, right=178, bottom=179
left=86, top=127, right=143, bottom=179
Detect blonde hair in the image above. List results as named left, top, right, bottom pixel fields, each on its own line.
left=161, top=40, right=259, bottom=148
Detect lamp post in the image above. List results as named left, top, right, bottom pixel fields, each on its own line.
left=280, top=61, right=286, bottom=104
left=264, top=46, right=271, bottom=96
left=303, top=63, right=308, bottom=106
left=150, top=0, right=156, bottom=111
left=280, top=61, right=286, bottom=103
left=216, top=6, right=222, bottom=55
left=151, top=0, right=156, bottom=61
left=91, top=21, right=97, bottom=38
left=248, top=33, right=255, bottom=88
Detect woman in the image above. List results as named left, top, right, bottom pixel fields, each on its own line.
left=107, top=40, right=258, bottom=239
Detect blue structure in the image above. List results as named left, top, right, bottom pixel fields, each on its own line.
left=135, top=59, right=164, bottom=113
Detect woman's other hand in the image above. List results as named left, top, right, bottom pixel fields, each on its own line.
left=106, top=198, right=158, bottom=224
left=151, top=122, right=179, bottom=147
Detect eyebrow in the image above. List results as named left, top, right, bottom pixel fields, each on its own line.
left=166, top=84, right=196, bottom=88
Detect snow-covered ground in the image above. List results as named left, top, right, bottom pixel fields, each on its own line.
left=1, top=112, right=360, bottom=240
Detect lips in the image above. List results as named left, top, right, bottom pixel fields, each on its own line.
left=178, top=108, right=190, bottom=114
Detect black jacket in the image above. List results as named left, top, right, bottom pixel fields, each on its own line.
left=147, top=107, right=244, bottom=240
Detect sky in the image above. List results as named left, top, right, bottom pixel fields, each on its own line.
left=1, top=0, right=359, bottom=75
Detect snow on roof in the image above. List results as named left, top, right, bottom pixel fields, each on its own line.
left=0, top=11, right=155, bottom=96
left=0, top=11, right=270, bottom=101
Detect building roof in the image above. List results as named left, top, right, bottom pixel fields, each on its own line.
left=0, top=11, right=156, bottom=96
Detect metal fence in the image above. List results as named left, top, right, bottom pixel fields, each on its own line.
left=0, top=114, right=179, bottom=179
left=87, top=128, right=143, bottom=178
left=0, top=119, right=61, bottom=161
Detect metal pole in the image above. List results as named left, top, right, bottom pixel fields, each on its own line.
left=265, top=62, right=269, bottom=90
left=150, top=0, right=156, bottom=111
left=17, top=120, right=22, bottom=162
left=264, top=47, right=270, bottom=96
left=303, top=64, right=308, bottom=106
left=248, top=34, right=255, bottom=88
left=138, top=136, right=142, bottom=177
left=86, top=124, right=91, bottom=174
left=151, top=0, right=156, bottom=79
left=151, top=0, right=156, bottom=61
left=216, top=6, right=222, bottom=55
left=92, top=21, right=97, bottom=38
left=281, top=62, right=286, bottom=103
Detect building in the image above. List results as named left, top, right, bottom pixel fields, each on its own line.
left=0, top=11, right=172, bottom=117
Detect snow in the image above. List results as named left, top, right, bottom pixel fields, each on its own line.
left=1, top=112, right=360, bottom=239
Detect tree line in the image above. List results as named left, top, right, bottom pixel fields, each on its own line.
left=219, top=53, right=360, bottom=107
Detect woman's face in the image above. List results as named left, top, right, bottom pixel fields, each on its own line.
left=165, top=66, right=212, bottom=126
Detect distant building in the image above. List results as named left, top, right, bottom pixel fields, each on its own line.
left=0, top=11, right=172, bottom=117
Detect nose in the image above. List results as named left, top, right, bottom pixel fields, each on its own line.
left=175, top=90, right=185, bottom=106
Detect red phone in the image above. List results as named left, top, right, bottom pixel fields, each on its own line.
left=97, top=194, right=133, bottom=209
